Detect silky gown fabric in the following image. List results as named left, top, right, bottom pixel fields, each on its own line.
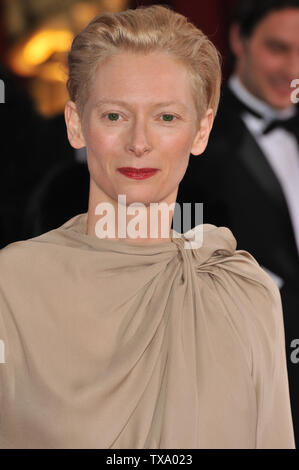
left=0, top=213, right=295, bottom=449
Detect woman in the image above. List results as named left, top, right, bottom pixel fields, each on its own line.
left=0, top=5, right=295, bottom=448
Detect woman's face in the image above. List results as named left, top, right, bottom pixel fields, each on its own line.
left=66, top=52, right=213, bottom=209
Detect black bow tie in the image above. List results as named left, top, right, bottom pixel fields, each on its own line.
left=262, top=115, right=299, bottom=137
left=228, top=88, right=299, bottom=144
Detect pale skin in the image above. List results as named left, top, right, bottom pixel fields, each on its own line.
left=65, top=52, right=214, bottom=244
left=230, top=8, right=299, bottom=110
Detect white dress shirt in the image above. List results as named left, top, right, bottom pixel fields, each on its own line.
left=229, top=75, right=299, bottom=288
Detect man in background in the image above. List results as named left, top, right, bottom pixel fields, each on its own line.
left=177, top=0, right=299, bottom=446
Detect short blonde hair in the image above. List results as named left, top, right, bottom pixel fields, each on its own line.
left=66, top=4, right=222, bottom=124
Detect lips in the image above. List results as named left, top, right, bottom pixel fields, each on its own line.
left=117, top=167, right=159, bottom=180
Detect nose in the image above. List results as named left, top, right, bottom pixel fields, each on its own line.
left=125, top=117, right=152, bottom=157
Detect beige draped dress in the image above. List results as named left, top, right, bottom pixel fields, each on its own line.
left=0, top=213, right=295, bottom=448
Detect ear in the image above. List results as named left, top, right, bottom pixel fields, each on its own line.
left=229, top=23, right=245, bottom=59
left=64, top=100, right=86, bottom=149
left=190, top=108, right=214, bottom=156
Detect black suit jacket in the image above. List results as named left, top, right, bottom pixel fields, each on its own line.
left=176, top=86, right=299, bottom=446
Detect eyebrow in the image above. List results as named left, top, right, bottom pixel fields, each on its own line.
left=95, top=99, right=188, bottom=111
left=264, top=38, right=291, bottom=51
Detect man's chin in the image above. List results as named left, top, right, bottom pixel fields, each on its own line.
left=266, top=88, right=294, bottom=110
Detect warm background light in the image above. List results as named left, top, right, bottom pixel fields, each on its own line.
left=4, top=0, right=129, bottom=116
left=23, top=30, right=73, bottom=66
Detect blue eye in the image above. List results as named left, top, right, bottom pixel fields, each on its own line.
left=107, top=113, right=120, bottom=121
left=162, top=114, right=176, bottom=122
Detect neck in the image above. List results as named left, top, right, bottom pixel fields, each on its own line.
left=86, top=180, right=176, bottom=245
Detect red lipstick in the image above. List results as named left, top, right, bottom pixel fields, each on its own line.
left=117, top=167, right=159, bottom=180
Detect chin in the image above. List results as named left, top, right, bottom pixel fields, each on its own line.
left=265, top=88, right=293, bottom=110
